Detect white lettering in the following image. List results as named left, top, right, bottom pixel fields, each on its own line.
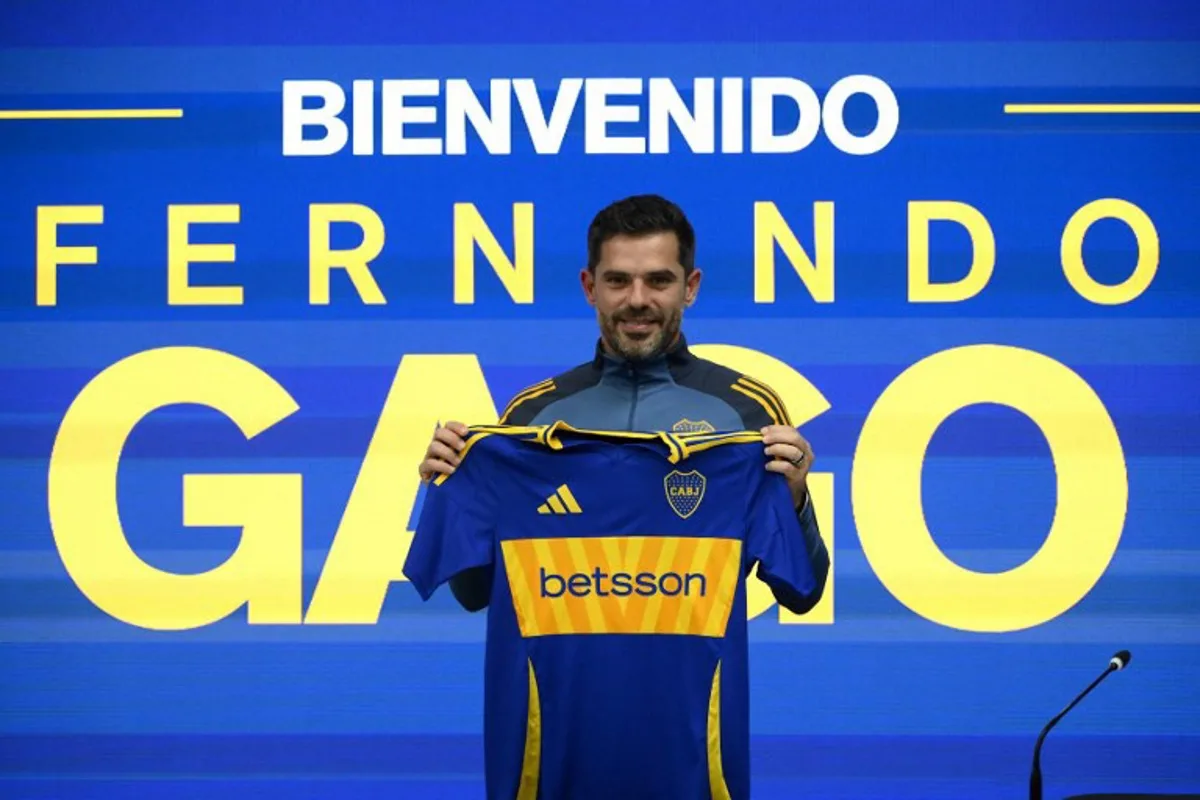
left=514, top=78, right=582, bottom=155
left=721, top=77, right=744, bottom=153
left=585, top=78, right=645, bottom=155
left=750, top=77, right=822, bottom=154
left=282, top=80, right=348, bottom=156
left=821, top=75, right=900, bottom=156
left=352, top=80, right=374, bottom=156
left=648, top=78, right=715, bottom=154
left=381, top=79, right=442, bottom=156
left=445, top=79, right=512, bottom=155
left=281, top=75, right=899, bottom=157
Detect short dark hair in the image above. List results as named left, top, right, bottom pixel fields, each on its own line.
left=586, top=194, right=696, bottom=274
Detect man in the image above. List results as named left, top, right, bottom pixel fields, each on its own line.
left=418, top=193, right=828, bottom=614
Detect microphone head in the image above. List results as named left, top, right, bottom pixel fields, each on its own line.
left=1110, top=650, right=1132, bottom=670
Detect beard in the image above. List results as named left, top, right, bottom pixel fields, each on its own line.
left=599, top=305, right=683, bottom=363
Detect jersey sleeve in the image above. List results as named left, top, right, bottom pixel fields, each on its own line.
left=744, top=467, right=828, bottom=614
left=402, top=440, right=496, bottom=602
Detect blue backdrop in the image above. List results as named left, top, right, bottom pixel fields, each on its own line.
left=2, top=2, right=1199, bottom=798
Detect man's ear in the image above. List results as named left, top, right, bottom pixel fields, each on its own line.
left=580, top=267, right=596, bottom=306
left=685, top=267, right=702, bottom=306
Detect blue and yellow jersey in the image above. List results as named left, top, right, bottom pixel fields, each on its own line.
left=403, top=422, right=821, bottom=800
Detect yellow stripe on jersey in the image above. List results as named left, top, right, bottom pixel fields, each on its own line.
left=734, top=376, right=792, bottom=424
left=730, top=380, right=780, bottom=425
left=469, top=424, right=545, bottom=437
left=432, top=424, right=549, bottom=485
left=544, top=420, right=660, bottom=442
left=661, top=432, right=684, bottom=463
left=674, top=430, right=764, bottom=445
left=736, top=376, right=791, bottom=426
left=540, top=421, right=687, bottom=462
left=500, top=536, right=742, bottom=637
left=516, top=659, right=542, bottom=800
left=707, top=661, right=732, bottom=800
left=504, top=378, right=553, bottom=408
left=499, top=380, right=557, bottom=423
left=677, top=432, right=764, bottom=457
left=431, top=430, right=494, bottom=486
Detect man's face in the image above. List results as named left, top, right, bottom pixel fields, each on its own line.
left=581, top=232, right=701, bottom=362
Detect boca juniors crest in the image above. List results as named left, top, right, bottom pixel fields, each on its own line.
left=664, top=470, right=706, bottom=519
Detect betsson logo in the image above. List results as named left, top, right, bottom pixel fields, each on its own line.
left=282, top=76, right=899, bottom=157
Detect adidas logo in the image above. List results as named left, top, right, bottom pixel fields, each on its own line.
left=537, top=485, right=582, bottom=515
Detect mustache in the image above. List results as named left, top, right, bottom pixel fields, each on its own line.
left=613, top=310, right=663, bottom=323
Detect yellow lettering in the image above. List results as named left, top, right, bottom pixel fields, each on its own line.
left=907, top=201, right=995, bottom=302
left=453, top=202, right=534, bottom=304
left=1061, top=198, right=1159, bottom=305
left=167, top=204, right=243, bottom=305
left=690, top=343, right=834, bottom=624
left=305, top=354, right=502, bottom=623
left=182, top=473, right=303, bottom=624
left=852, top=344, right=1126, bottom=632
left=309, top=203, right=387, bottom=305
left=47, top=347, right=302, bottom=630
left=36, top=205, right=103, bottom=306
left=753, top=201, right=835, bottom=304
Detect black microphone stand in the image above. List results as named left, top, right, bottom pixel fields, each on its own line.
left=1030, top=651, right=1130, bottom=800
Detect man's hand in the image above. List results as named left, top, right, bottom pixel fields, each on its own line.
left=418, top=421, right=470, bottom=483
left=762, top=424, right=814, bottom=509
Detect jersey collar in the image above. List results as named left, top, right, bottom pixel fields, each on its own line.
left=532, top=419, right=764, bottom=463
left=538, top=420, right=689, bottom=463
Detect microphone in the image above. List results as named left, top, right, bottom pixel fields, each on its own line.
left=1030, top=650, right=1131, bottom=800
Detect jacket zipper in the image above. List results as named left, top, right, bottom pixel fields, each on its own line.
left=627, top=365, right=639, bottom=430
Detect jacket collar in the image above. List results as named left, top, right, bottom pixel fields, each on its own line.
left=592, top=332, right=695, bottom=375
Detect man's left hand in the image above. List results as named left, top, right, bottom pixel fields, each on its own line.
left=762, top=425, right=814, bottom=509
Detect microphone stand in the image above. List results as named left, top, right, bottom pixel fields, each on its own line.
left=1030, top=652, right=1129, bottom=800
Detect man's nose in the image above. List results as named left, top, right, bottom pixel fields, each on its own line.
left=628, top=279, right=650, bottom=307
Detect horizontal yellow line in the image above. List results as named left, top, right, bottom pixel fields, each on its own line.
left=0, top=108, right=183, bottom=120
left=1005, top=103, right=1200, bottom=114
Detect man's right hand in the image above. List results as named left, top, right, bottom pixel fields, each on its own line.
left=418, top=421, right=470, bottom=483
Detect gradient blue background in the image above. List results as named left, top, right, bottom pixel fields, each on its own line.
left=1, top=1, right=1198, bottom=798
